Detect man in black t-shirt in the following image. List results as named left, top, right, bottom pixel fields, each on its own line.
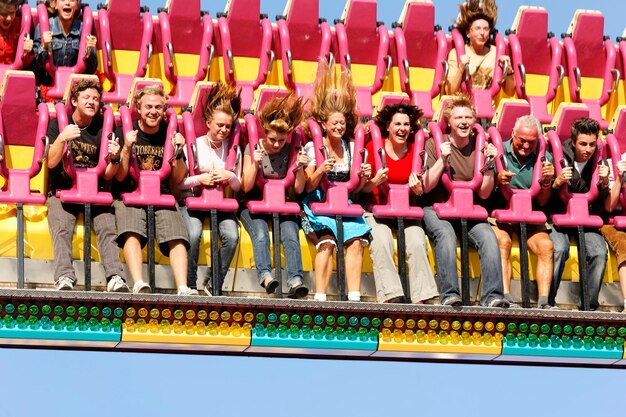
left=47, top=79, right=126, bottom=292
left=113, top=85, right=195, bottom=295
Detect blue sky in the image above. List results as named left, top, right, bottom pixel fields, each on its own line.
left=7, top=1, right=626, bottom=417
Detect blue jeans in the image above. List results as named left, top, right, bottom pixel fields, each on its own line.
left=239, top=208, right=304, bottom=287
left=179, top=205, right=239, bottom=290
left=549, top=225, right=607, bottom=310
left=422, top=207, right=504, bottom=306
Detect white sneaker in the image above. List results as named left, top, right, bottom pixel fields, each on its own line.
left=132, top=281, right=151, bottom=294
left=107, top=275, right=129, bottom=293
left=203, top=285, right=213, bottom=297
left=55, top=276, right=74, bottom=291
left=177, top=287, right=199, bottom=296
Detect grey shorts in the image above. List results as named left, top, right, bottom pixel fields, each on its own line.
left=113, top=200, right=189, bottom=256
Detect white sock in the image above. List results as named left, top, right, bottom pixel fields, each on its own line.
left=348, top=291, right=361, bottom=301
left=314, top=293, right=327, bottom=301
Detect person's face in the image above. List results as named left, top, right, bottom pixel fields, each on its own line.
left=71, top=87, right=100, bottom=119
left=263, top=129, right=288, bottom=154
left=448, top=106, right=475, bottom=140
left=53, top=0, right=80, bottom=22
left=137, top=94, right=165, bottom=129
left=573, top=133, right=598, bottom=162
left=206, top=110, right=233, bottom=142
left=0, top=5, right=17, bottom=30
left=467, top=18, right=490, bottom=50
left=511, top=125, right=539, bottom=159
left=387, top=113, right=411, bottom=146
left=323, top=112, right=346, bottom=141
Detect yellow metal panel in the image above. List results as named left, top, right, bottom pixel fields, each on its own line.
left=122, top=331, right=250, bottom=346
left=378, top=339, right=501, bottom=355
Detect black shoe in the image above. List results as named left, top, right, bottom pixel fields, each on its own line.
left=261, top=278, right=279, bottom=294
left=287, top=283, right=309, bottom=299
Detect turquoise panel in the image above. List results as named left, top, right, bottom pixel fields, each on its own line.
left=252, top=334, right=378, bottom=351
left=0, top=328, right=121, bottom=342
left=503, top=345, right=623, bottom=359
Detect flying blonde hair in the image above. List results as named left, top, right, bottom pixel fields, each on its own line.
left=454, top=0, right=498, bottom=40
left=258, top=93, right=304, bottom=134
left=442, top=93, right=476, bottom=124
left=309, top=60, right=359, bottom=140
left=203, top=81, right=242, bottom=122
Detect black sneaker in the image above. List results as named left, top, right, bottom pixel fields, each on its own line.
left=287, top=283, right=309, bottom=299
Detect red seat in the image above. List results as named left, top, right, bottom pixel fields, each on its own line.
left=36, top=3, right=95, bottom=100
left=334, top=0, right=391, bottom=117
left=508, top=7, right=565, bottom=124
left=215, top=0, right=274, bottom=111
left=243, top=111, right=303, bottom=216
left=307, top=118, right=365, bottom=216
left=392, top=0, right=448, bottom=119
left=427, top=121, right=489, bottom=220
left=562, top=11, right=618, bottom=129
left=367, top=119, right=425, bottom=219
left=156, top=0, right=214, bottom=107
left=180, top=83, right=241, bottom=212
left=276, top=0, right=332, bottom=101
left=96, top=0, right=154, bottom=104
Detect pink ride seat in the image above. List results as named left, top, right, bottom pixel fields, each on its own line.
left=450, top=28, right=509, bottom=120
left=393, top=0, right=448, bottom=119
left=156, top=0, right=214, bottom=107
left=96, top=0, right=154, bottom=104
left=0, top=71, right=49, bottom=206
left=119, top=98, right=179, bottom=208
left=181, top=83, right=240, bottom=212
left=0, top=3, right=34, bottom=83
left=307, top=118, right=365, bottom=217
left=244, top=112, right=303, bottom=216
left=507, top=7, right=564, bottom=124
left=277, top=0, right=332, bottom=101
left=36, top=3, right=95, bottom=100
left=334, top=0, right=391, bottom=118
left=562, top=11, right=618, bottom=129
left=428, top=121, right=489, bottom=220
left=489, top=124, right=548, bottom=225
left=215, top=0, right=274, bottom=111
left=367, top=119, right=425, bottom=219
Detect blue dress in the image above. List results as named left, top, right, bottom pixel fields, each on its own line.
left=300, top=140, right=371, bottom=244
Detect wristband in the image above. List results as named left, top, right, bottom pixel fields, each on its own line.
left=109, top=156, right=121, bottom=165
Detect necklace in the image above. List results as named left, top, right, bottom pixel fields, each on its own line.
left=206, top=134, right=226, bottom=162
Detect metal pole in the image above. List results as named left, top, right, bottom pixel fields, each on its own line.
left=519, top=222, right=530, bottom=308
left=16, top=203, right=24, bottom=289
left=84, top=203, right=92, bottom=291
left=460, top=218, right=470, bottom=305
left=210, top=209, right=220, bottom=295
left=273, top=213, right=282, bottom=298
left=336, top=215, right=346, bottom=301
left=576, top=226, right=590, bottom=311
left=397, top=217, right=409, bottom=303
left=147, top=205, right=156, bottom=290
